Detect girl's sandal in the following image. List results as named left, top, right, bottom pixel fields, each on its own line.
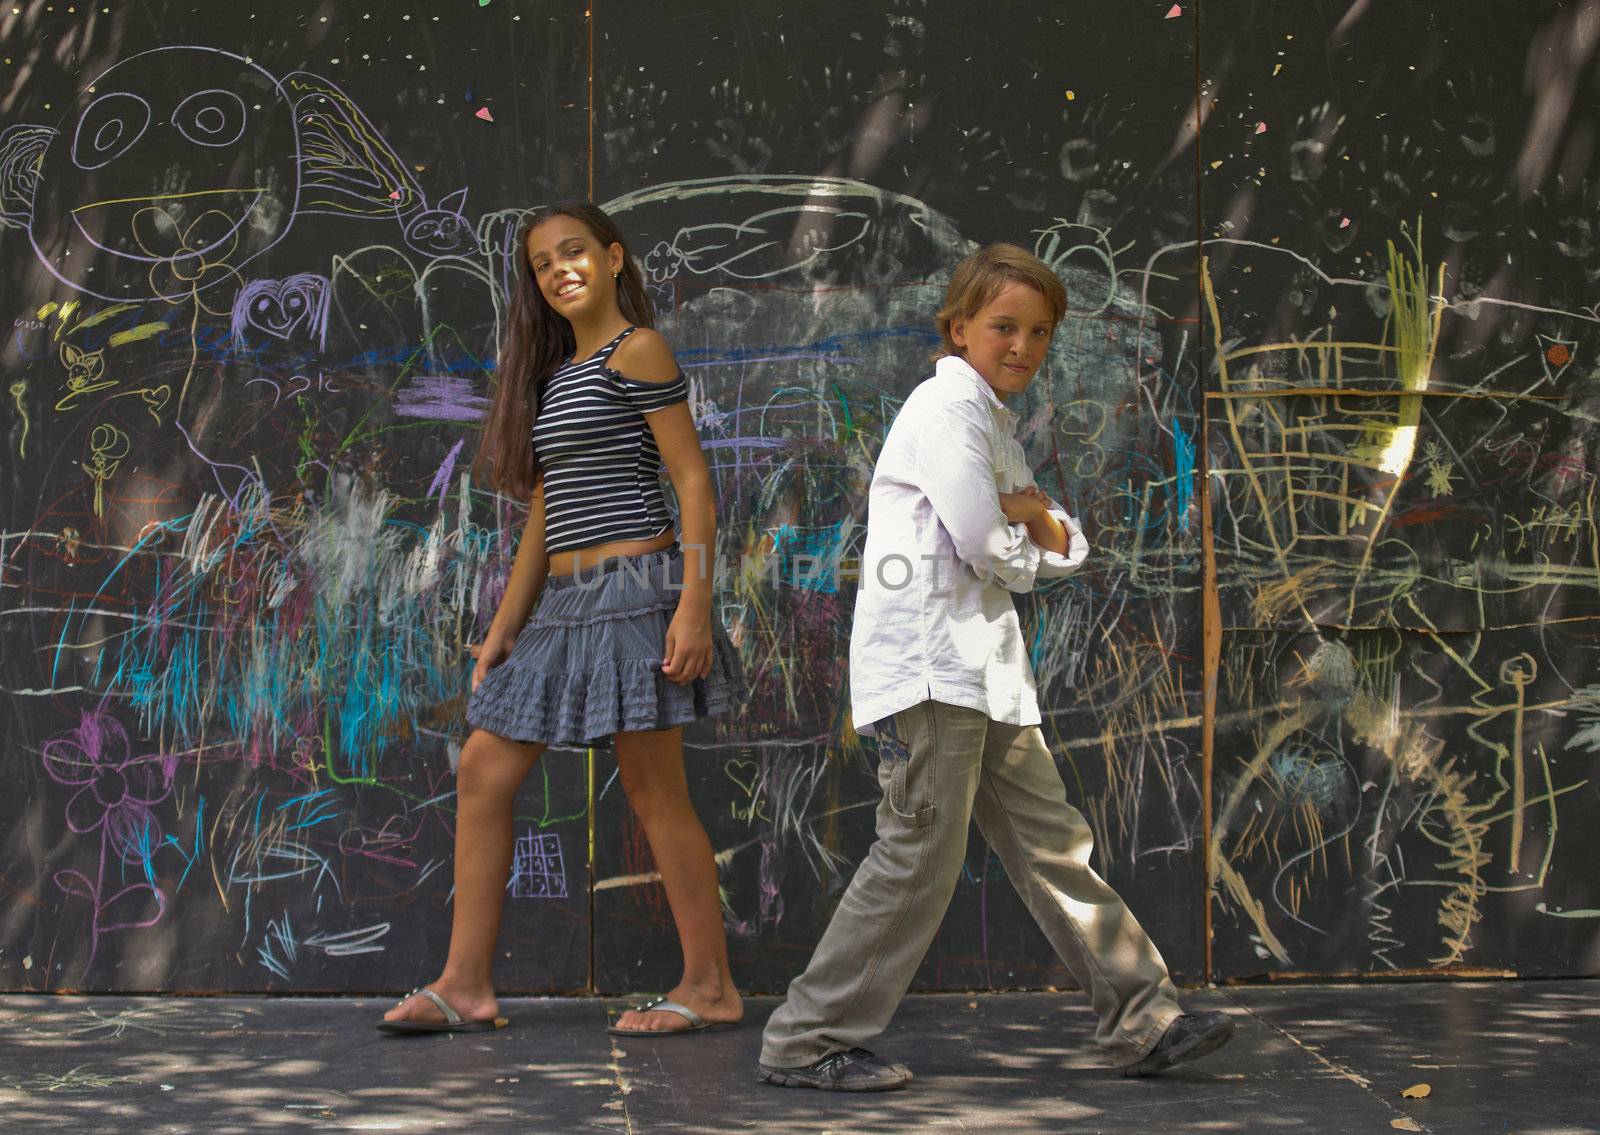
left=376, top=987, right=509, bottom=1034
left=605, top=995, right=740, bottom=1037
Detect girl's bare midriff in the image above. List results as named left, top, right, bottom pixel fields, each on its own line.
left=545, top=524, right=675, bottom=576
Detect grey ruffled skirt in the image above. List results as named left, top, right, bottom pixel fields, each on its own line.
left=466, top=546, right=745, bottom=745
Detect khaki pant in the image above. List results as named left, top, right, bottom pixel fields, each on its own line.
left=761, top=701, right=1183, bottom=1068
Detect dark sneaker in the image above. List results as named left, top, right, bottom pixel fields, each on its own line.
left=1120, top=1011, right=1236, bottom=1077
left=758, top=1047, right=913, bottom=1092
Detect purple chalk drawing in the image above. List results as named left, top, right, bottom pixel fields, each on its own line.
left=231, top=273, right=331, bottom=347
left=427, top=437, right=466, bottom=505
left=392, top=373, right=490, bottom=421
left=41, top=707, right=173, bottom=976
left=403, top=187, right=475, bottom=258
left=508, top=831, right=566, bottom=900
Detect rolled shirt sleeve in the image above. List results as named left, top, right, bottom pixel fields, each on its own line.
left=1007, top=434, right=1089, bottom=577
left=913, top=400, right=1048, bottom=594
left=1034, top=505, right=1089, bottom=577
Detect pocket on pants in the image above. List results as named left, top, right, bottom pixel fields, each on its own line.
left=885, top=757, right=936, bottom=828
left=882, top=704, right=938, bottom=829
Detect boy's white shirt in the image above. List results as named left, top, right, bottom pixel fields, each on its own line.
left=849, top=354, right=1089, bottom=735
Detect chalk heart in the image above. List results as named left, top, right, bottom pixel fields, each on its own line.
left=724, top=758, right=760, bottom=798
left=244, top=279, right=322, bottom=339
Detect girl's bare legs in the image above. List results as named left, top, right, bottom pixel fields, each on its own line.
left=384, top=728, right=545, bottom=1023
left=610, top=726, right=743, bottom=1031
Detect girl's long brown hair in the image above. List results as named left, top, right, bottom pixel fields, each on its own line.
left=473, top=199, right=656, bottom=501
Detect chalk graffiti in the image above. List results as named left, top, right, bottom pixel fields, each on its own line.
left=509, top=832, right=567, bottom=900
left=4, top=3, right=1598, bottom=994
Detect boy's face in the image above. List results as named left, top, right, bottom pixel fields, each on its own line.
left=950, top=282, right=1056, bottom=401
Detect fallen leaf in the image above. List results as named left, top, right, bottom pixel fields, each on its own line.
left=1391, top=1121, right=1422, bottom=1132
left=966, top=1001, right=977, bottom=1009
left=1400, top=1083, right=1431, bottom=1099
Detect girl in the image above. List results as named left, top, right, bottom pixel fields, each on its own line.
left=380, top=200, right=745, bottom=1037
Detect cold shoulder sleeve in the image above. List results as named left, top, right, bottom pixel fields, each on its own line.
left=610, top=370, right=689, bottom=413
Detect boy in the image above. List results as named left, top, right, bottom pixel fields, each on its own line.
left=757, top=244, right=1234, bottom=1090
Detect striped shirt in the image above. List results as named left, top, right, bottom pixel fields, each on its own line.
left=533, top=326, right=689, bottom=554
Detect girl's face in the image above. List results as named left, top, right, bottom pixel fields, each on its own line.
left=950, top=281, right=1057, bottom=401
left=526, top=215, right=624, bottom=322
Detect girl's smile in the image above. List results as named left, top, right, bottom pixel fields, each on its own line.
left=526, top=214, right=622, bottom=318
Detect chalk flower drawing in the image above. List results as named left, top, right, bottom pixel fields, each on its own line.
left=43, top=708, right=171, bottom=856
left=41, top=708, right=172, bottom=972
left=141, top=209, right=247, bottom=316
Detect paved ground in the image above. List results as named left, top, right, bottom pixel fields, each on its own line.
left=1, top=981, right=1594, bottom=1133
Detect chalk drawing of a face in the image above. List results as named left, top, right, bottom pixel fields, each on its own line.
left=23, top=46, right=300, bottom=303
left=403, top=188, right=476, bottom=258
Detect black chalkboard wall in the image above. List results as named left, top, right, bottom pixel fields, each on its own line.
left=1, top=1, right=1595, bottom=993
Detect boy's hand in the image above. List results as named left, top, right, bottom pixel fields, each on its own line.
left=998, top=487, right=1049, bottom=524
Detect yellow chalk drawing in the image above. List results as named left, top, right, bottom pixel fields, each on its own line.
left=1201, top=223, right=1447, bottom=628
left=72, top=303, right=140, bottom=331
left=130, top=206, right=245, bottom=417
left=85, top=423, right=130, bottom=517
left=135, top=385, right=171, bottom=424
left=1421, top=438, right=1454, bottom=496
left=1208, top=708, right=1311, bottom=964
left=1500, top=654, right=1536, bottom=874
left=53, top=299, right=81, bottom=335
left=1354, top=690, right=1491, bottom=966
left=55, top=342, right=115, bottom=410
left=1345, top=228, right=1445, bottom=616
left=107, top=321, right=174, bottom=347
left=70, top=185, right=267, bottom=212
left=9, top=379, right=28, bottom=456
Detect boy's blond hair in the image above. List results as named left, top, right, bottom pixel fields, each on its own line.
left=935, top=243, right=1068, bottom=357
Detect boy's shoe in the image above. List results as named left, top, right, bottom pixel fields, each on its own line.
left=1119, top=1011, right=1236, bottom=1077
left=757, top=1047, right=913, bottom=1092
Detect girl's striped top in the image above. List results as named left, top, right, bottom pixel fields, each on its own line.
left=533, top=325, right=689, bottom=554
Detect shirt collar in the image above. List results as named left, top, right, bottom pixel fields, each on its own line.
left=936, top=354, right=1017, bottom=424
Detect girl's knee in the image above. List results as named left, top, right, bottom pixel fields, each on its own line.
left=620, top=774, right=684, bottom=826
left=614, top=732, right=688, bottom=819
left=618, top=765, right=696, bottom=828
left=456, top=731, right=534, bottom=799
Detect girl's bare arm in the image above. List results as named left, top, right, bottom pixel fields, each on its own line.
left=614, top=328, right=716, bottom=683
